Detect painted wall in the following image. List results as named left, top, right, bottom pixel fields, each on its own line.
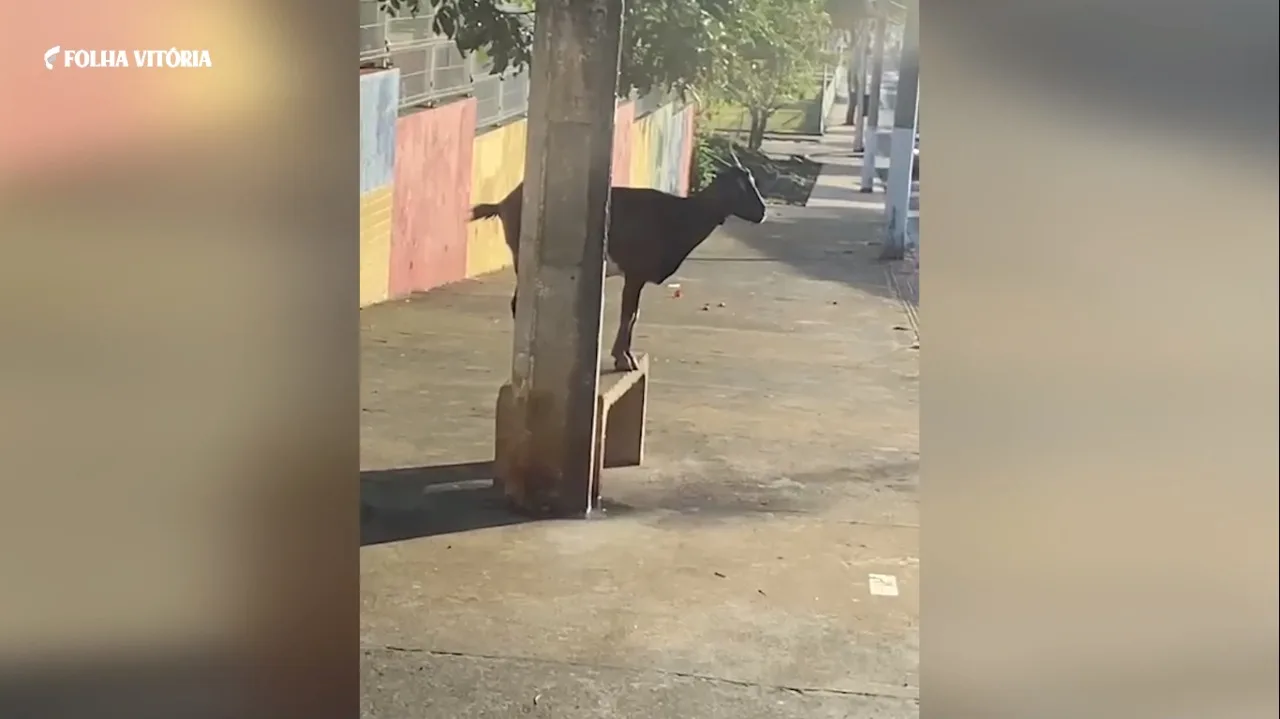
left=466, top=118, right=528, bottom=278
left=359, top=68, right=399, bottom=307
left=391, top=98, right=477, bottom=298
left=628, top=101, right=695, bottom=195
left=660, top=105, right=689, bottom=194
left=358, top=94, right=694, bottom=306
left=676, top=105, right=696, bottom=196
left=611, top=101, right=635, bottom=187
left=465, top=99, right=637, bottom=279
left=648, top=104, right=674, bottom=193
left=628, top=111, right=655, bottom=190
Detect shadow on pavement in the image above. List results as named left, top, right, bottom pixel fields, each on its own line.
left=813, top=162, right=860, bottom=177
left=719, top=207, right=905, bottom=303
left=360, top=461, right=529, bottom=545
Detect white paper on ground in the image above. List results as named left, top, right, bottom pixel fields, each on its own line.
left=868, top=573, right=899, bottom=596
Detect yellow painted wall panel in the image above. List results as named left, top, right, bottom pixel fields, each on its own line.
left=359, top=186, right=394, bottom=307
left=466, top=120, right=528, bottom=277
left=629, top=115, right=654, bottom=189
left=360, top=195, right=392, bottom=233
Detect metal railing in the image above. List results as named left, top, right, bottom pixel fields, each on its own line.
left=359, top=0, right=530, bottom=128
left=359, top=1, right=680, bottom=131
left=472, top=72, right=531, bottom=130
left=632, top=86, right=681, bottom=119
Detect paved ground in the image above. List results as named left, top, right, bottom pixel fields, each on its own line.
left=360, top=108, right=920, bottom=718
left=768, top=94, right=920, bottom=249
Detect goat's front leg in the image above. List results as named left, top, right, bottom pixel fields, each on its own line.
left=510, top=291, right=517, bottom=318
left=611, top=276, right=644, bottom=372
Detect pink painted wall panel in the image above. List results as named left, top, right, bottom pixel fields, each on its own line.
left=677, top=105, right=696, bottom=196
left=390, top=98, right=477, bottom=297
left=612, top=101, right=635, bottom=187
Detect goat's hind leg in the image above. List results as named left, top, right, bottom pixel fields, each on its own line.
left=610, top=276, right=644, bottom=372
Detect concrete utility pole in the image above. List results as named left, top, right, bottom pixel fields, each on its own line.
left=882, top=0, right=918, bottom=260
left=499, top=0, right=624, bottom=517
left=858, top=14, right=887, bottom=193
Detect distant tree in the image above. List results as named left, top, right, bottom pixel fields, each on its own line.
left=827, top=0, right=876, bottom=125
left=618, top=0, right=735, bottom=96
left=703, top=0, right=833, bottom=149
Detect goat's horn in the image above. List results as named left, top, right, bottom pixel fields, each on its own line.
left=727, top=146, right=744, bottom=168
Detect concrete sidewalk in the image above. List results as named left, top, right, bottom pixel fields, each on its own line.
left=765, top=100, right=920, bottom=249
left=360, top=123, right=920, bottom=717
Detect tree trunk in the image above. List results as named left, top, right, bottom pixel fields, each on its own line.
left=845, top=26, right=865, bottom=126
left=850, top=21, right=869, bottom=150
left=846, top=70, right=863, bottom=126
left=747, top=107, right=769, bottom=150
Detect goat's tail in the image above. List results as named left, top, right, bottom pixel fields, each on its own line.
left=470, top=203, right=502, bottom=221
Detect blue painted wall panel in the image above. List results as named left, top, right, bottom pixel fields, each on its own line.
left=359, top=69, right=400, bottom=193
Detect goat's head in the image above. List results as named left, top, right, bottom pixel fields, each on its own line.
left=704, top=150, right=767, bottom=224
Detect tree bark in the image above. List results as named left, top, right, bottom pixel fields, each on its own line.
left=851, top=20, right=870, bottom=150
left=747, top=107, right=769, bottom=150
left=846, top=69, right=863, bottom=125
left=845, top=26, right=865, bottom=126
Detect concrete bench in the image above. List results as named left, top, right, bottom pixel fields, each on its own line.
left=494, top=354, right=648, bottom=511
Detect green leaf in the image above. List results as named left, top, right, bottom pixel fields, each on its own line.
left=376, top=0, right=836, bottom=99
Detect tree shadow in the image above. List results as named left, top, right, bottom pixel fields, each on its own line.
left=360, top=461, right=530, bottom=545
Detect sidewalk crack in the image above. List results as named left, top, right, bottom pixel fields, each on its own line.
left=364, top=644, right=919, bottom=702
left=884, top=254, right=919, bottom=342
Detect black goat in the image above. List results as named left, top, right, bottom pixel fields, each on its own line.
left=470, top=161, right=767, bottom=372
